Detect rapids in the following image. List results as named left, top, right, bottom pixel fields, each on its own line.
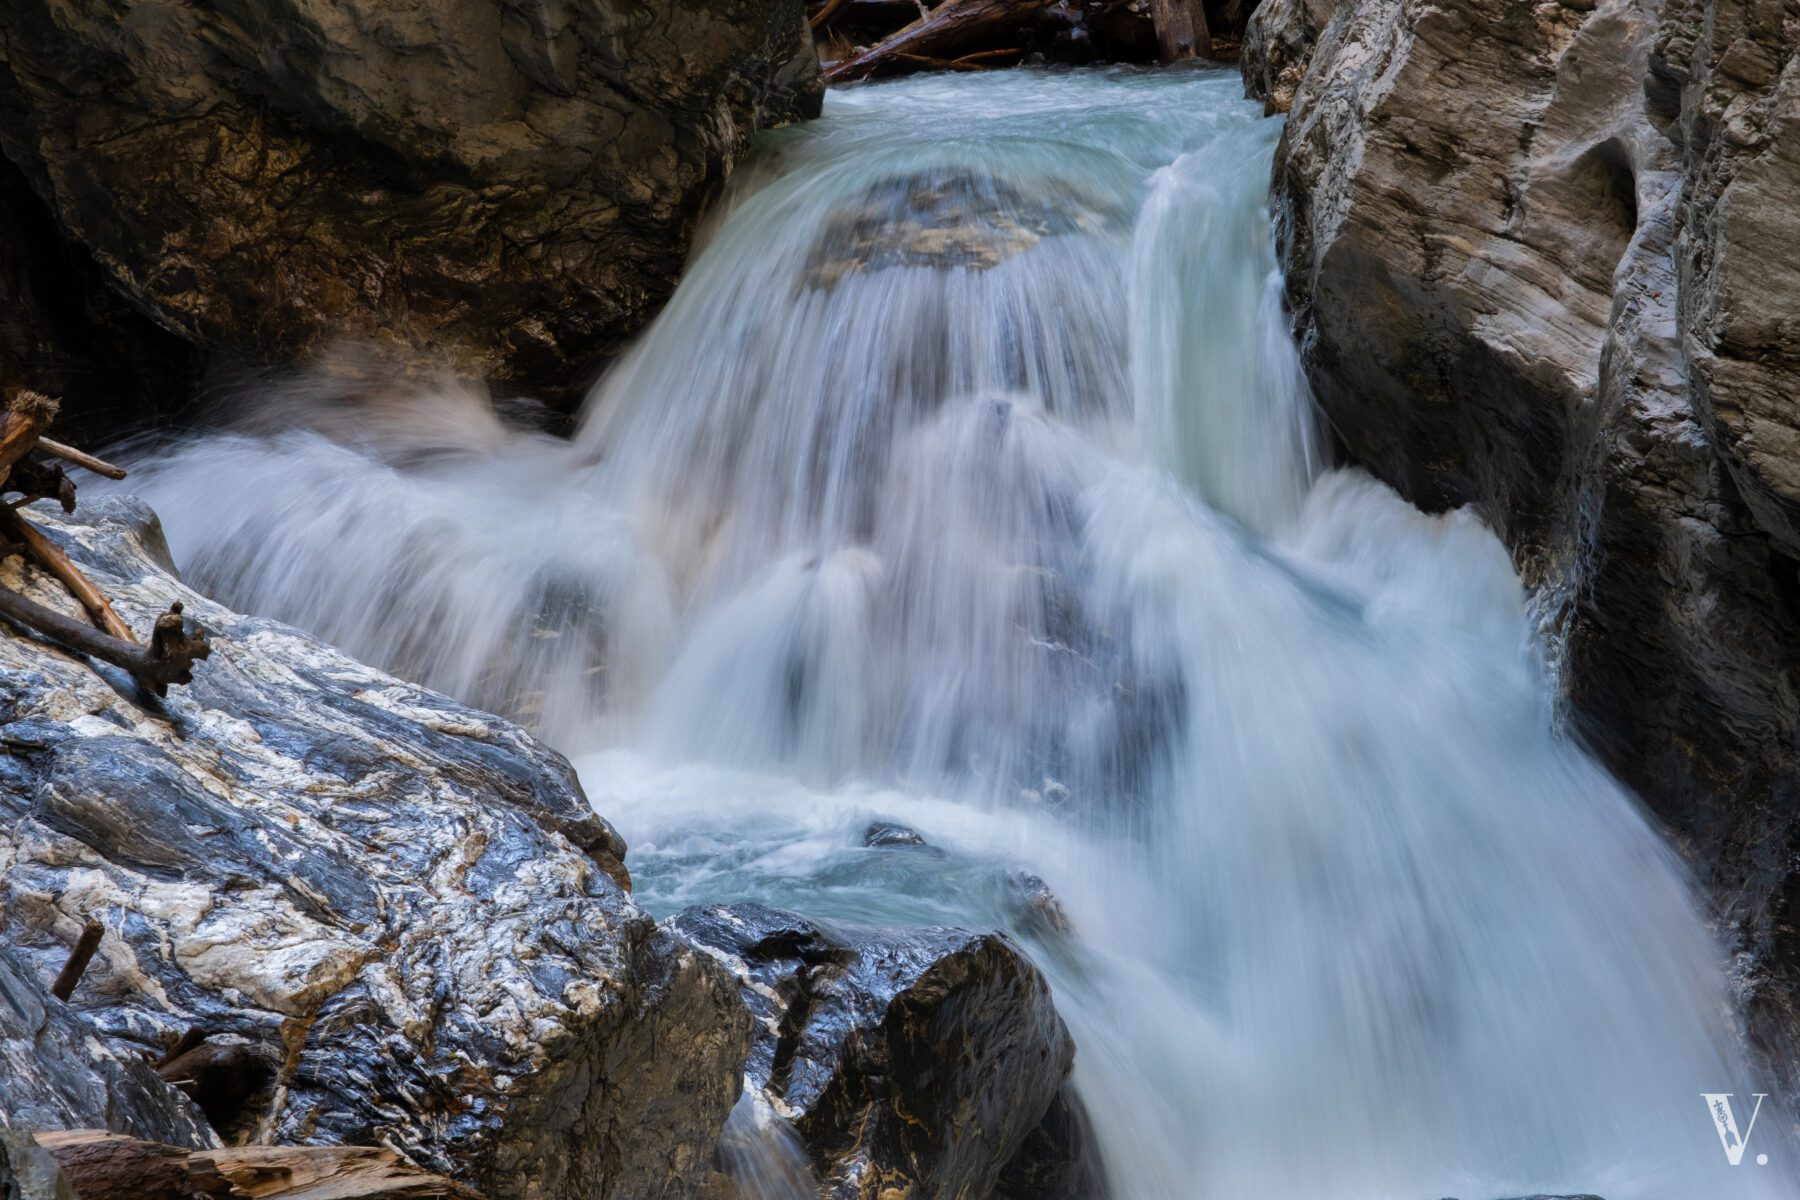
left=120, top=67, right=1791, bottom=1200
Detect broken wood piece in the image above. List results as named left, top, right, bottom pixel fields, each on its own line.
left=36, top=436, right=128, bottom=481
left=0, top=585, right=211, bottom=694
left=0, top=390, right=59, bottom=489
left=154, top=1025, right=209, bottom=1070
left=892, top=50, right=990, bottom=69
left=6, top=456, right=77, bottom=512
left=952, top=45, right=1023, bottom=63
left=0, top=506, right=136, bottom=641
left=822, top=0, right=1057, bottom=82
left=34, top=1131, right=484, bottom=1200
left=50, top=919, right=104, bottom=1001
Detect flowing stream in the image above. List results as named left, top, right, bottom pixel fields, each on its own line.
left=123, top=68, right=1790, bottom=1200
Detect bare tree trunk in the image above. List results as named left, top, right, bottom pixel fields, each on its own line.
left=1151, top=0, right=1211, bottom=59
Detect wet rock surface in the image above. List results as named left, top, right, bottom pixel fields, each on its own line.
left=1245, top=0, right=1800, bottom=1070
left=0, top=946, right=213, bottom=1150
left=0, top=498, right=748, bottom=1200
left=0, top=0, right=822, bottom=404
left=802, top=171, right=1128, bottom=290
left=668, top=902, right=1083, bottom=1200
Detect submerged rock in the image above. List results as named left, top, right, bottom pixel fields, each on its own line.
left=1245, top=0, right=1800, bottom=1073
left=0, top=0, right=822, bottom=403
left=861, top=820, right=930, bottom=848
left=0, top=499, right=747, bottom=1200
left=668, top=903, right=1084, bottom=1200
left=802, top=172, right=1128, bottom=290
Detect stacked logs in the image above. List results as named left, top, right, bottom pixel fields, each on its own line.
left=810, top=0, right=1231, bottom=82
left=0, top=388, right=210, bottom=695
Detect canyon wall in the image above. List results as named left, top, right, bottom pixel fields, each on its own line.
left=0, top=0, right=822, bottom=420
left=1245, top=0, right=1800, bottom=1065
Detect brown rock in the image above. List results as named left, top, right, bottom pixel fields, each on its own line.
left=0, top=0, right=822, bottom=405
left=1244, top=0, right=1800, bottom=1072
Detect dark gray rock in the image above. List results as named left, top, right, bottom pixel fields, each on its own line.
left=0, top=946, right=213, bottom=1149
left=668, top=903, right=1079, bottom=1200
left=0, top=0, right=821, bottom=404
left=860, top=821, right=928, bottom=848
left=0, top=1131, right=75, bottom=1200
left=1245, top=0, right=1800, bottom=1077
left=0, top=498, right=750, bottom=1200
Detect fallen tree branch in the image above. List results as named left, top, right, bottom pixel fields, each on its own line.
left=50, top=919, right=105, bottom=1001
left=823, top=0, right=1058, bottom=82
left=953, top=45, right=1023, bottom=62
left=37, top=436, right=128, bottom=481
left=892, top=50, right=991, bottom=69
left=0, top=507, right=136, bottom=642
left=0, top=586, right=210, bottom=695
left=810, top=0, right=853, bottom=28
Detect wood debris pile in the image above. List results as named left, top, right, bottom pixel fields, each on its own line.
left=0, top=388, right=210, bottom=694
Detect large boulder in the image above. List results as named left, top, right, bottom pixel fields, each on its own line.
left=1244, top=0, right=1800, bottom=1067
left=0, top=0, right=822, bottom=404
left=668, top=903, right=1089, bottom=1200
left=0, top=498, right=750, bottom=1200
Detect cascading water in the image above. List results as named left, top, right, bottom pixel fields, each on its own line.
left=120, top=68, right=1791, bottom=1200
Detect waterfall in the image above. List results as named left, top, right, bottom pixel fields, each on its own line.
left=120, top=67, right=1790, bottom=1200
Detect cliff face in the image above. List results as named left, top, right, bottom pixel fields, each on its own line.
left=1245, top=0, right=1800, bottom=1061
left=0, top=0, right=822, bottom=415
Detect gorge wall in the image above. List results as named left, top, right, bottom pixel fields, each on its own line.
left=0, top=0, right=823, bottom=427
left=1244, top=0, right=1800, bottom=1066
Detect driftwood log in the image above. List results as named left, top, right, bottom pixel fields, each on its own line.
left=0, top=586, right=210, bottom=694
left=1151, top=0, right=1211, bottom=58
left=35, top=1131, right=482, bottom=1200
left=823, top=0, right=1059, bottom=81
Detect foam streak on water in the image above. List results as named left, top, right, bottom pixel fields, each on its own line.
left=124, top=68, right=1788, bottom=1200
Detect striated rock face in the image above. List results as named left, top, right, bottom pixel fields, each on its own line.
left=1244, top=0, right=1800, bottom=1061
left=669, top=903, right=1088, bottom=1200
left=0, top=0, right=822, bottom=403
left=0, top=499, right=750, bottom=1200
left=0, top=946, right=214, bottom=1150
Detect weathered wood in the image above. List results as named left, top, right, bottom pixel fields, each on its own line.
left=823, top=0, right=1058, bottom=82
left=5, top=457, right=78, bottom=512
left=1151, top=0, right=1211, bottom=59
left=0, top=508, right=137, bottom=642
left=0, top=585, right=210, bottom=693
left=35, top=1132, right=484, bottom=1200
left=154, top=1026, right=209, bottom=1070
left=36, top=437, right=128, bottom=481
left=810, top=0, right=853, bottom=28
left=48, top=920, right=103, bottom=1002
left=0, top=391, right=58, bottom=489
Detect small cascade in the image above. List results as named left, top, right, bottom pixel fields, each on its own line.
left=121, top=68, right=1791, bottom=1200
